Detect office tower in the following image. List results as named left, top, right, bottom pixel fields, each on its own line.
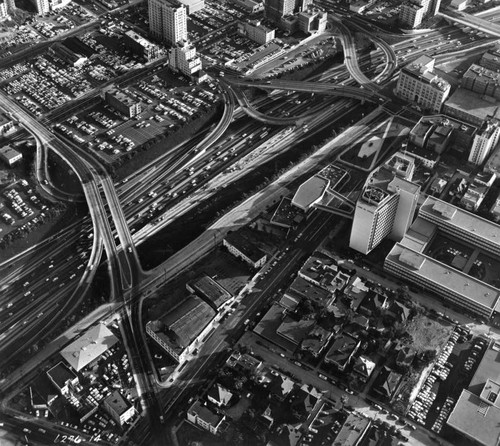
left=399, top=0, right=441, bottom=28
left=349, top=153, right=420, bottom=254
left=148, top=0, right=188, bottom=45
left=469, top=121, right=500, bottom=165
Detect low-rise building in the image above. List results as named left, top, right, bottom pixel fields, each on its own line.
left=444, top=88, right=500, bottom=127
left=60, top=323, right=118, bottom=372
left=375, top=366, right=402, bottom=399
left=292, top=175, right=329, bottom=211
left=0, top=113, right=14, bottom=134
left=46, top=362, right=79, bottom=396
left=334, top=412, right=371, bottom=445
left=409, top=118, right=435, bottom=148
left=237, top=20, right=275, bottom=45
left=404, top=144, right=439, bottom=169
left=447, top=340, right=500, bottom=446
left=427, top=122, right=453, bottom=154
left=430, top=178, right=447, bottom=195
left=450, top=0, right=468, bottom=10
left=123, top=30, right=159, bottom=61
left=396, top=56, right=450, bottom=113
left=460, top=182, right=487, bottom=211
left=187, top=275, right=232, bottom=311
left=490, top=195, right=500, bottom=222
left=353, top=355, right=376, bottom=381
left=300, top=326, right=333, bottom=357
left=146, top=295, right=216, bottom=363
left=480, top=44, right=500, bottom=72
left=350, top=0, right=373, bottom=13
left=225, top=352, right=263, bottom=374
left=0, top=145, right=22, bottom=166
left=207, top=383, right=233, bottom=407
left=103, top=390, right=135, bottom=426
left=462, top=64, right=500, bottom=100
left=231, top=0, right=263, bottom=13
left=187, top=399, right=226, bottom=434
left=419, top=196, right=500, bottom=256
left=223, top=231, right=267, bottom=269
left=324, top=332, right=360, bottom=371
left=104, top=87, right=141, bottom=118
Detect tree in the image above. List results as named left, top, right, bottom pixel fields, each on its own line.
left=420, top=349, right=437, bottom=365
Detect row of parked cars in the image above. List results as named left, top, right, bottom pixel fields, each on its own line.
left=431, top=396, right=455, bottom=434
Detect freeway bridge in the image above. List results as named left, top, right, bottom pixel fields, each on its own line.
left=439, top=10, right=500, bottom=38
left=225, top=77, right=388, bottom=104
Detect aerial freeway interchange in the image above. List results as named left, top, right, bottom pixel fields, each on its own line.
left=0, top=9, right=491, bottom=444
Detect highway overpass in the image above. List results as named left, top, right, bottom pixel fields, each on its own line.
left=225, top=77, right=388, bottom=104
left=439, top=10, right=500, bottom=38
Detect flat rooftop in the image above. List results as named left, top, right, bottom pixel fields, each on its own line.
left=420, top=196, right=500, bottom=254
left=447, top=390, right=500, bottom=446
left=188, top=275, right=232, bottom=309
left=464, top=63, right=500, bottom=83
left=163, top=295, right=215, bottom=348
left=317, top=163, right=347, bottom=188
left=386, top=243, right=500, bottom=311
left=400, top=217, right=436, bottom=253
left=270, top=197, right=304, bottom=228
left=292, top=175, right=329, bottom=211
left=445, top=88, right=500, bottom=122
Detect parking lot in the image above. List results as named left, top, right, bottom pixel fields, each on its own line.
left=0, top=23, right=146, bottom=117
left=0, top=180, right=50, bottom=248
left=53, top=72, right=220, bottom=164
left=188, top=0, right=242, bottom=41
left=407, top=327, right=488, bottom=436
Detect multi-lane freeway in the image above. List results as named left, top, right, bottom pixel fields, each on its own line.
left=0, top=6, right=494, bottom=444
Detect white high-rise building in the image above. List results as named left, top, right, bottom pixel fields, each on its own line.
left=0, top=1, right=8, bottom=18
left=350, top=153, right=420, bottom=254
left=32, top=0, right=71, bottom=15
left=469, top=122, right=500, bottom=165
left=148, top=0, right=188, bottom=45
left=169, top=41, right=202, bottom=76
left=399, top=0, right=441, bottom=28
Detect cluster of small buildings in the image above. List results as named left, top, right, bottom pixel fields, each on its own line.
left=264, top=0, right=327, bottom=35
left=186, top=351, right=329, bottom=444
left=28, top=323, right=136, bottom=443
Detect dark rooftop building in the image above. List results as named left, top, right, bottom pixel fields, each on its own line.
left=46, top=362, right=79, bottom=396
left=324, top=332, right=360, bottom=371
left=223, top=230, right=267, bottom=269
left=146, top=295, right=216, bottom=362
left=187, top=274, right=232, bottom=310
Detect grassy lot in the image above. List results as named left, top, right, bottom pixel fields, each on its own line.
left=405, top=313, right=452, bottom=354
